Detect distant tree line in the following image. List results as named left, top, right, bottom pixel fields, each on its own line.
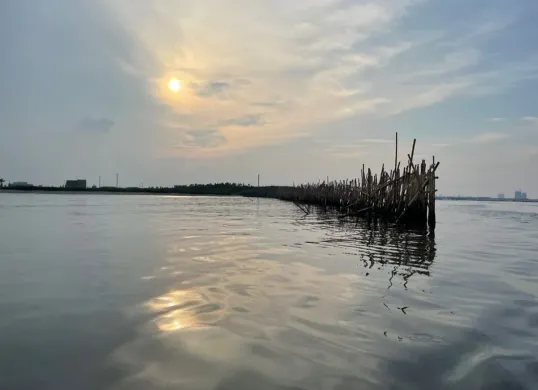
left=0, top=182, right=289, bottom=198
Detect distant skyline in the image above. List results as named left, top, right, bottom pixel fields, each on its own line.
left=1, top=0, right=537, bottom=196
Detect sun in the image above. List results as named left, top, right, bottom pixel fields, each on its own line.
left=168, top=78, right=181, bottom=93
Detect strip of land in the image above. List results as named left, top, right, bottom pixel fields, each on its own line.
left=0, top=184, right=284, bottom=198
left=1, top=186, right=535, bottom=202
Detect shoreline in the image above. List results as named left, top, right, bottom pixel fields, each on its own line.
left=0, top=185, right=285, bottom=198
left=0, top=188, right=536, bottom=203
left=0, top=189, right=237, bottom=196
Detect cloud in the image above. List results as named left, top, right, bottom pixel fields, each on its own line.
left=466, top=132, right=510, bottom=144
left=103, top=0, right=538, bottom=157
left=234, top=79, right=252, bottom=87
left=75, top=117, right=115, bottom=133
left=175, top=128, right=226, bottom=149
left=106, top=0, right=425, bottom=152
left=361, top=138, right=394, bottom=144
left=390, top=82, right=472, bottom=115
left=219, top=114, right=265, bottom=127
left=195, top=81, right=231, bottom=97
left=253, top=100, right=284, bottom=107
left=325, top=143, right=369, bottom=159
left=3, top=0, right=538, bottom=196
left=522, top=116, right=538, bottom=125
left=488, top=117, right=505, bottom=122
left=405, top=49, right=481, bottom=79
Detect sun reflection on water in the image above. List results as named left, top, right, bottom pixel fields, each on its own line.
left=145, top=289, right=226, bottom=332
left=146, top=290, right=204, bottom=331
left=154, top=308, right=200, bottom=332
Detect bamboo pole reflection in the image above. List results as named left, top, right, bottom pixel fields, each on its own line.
left=294, top=210, right=436, bottom=289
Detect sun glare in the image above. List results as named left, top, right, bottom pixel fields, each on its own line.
left=168, top=78, right=181, bottom=93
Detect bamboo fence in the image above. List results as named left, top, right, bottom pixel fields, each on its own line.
left=279, top=133, right=439, bottom=229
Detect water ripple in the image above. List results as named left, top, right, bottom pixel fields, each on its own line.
left=1, top=195, right=538, bottom=389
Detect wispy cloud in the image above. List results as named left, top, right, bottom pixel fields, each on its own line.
left=405, top=49, right=481, bottom=79
left=361, top=138, right=394, bottom=144
left=325, top=143, right=368, bottom=159
left=219, top=114, right=265, bottom=127
left=106, top=0, right=538, bottom=156
left=4, top=0, right=538, bottom=195
left=522, top=116, right=538, bottom=125
left=195, top=81, right=231, bottom=98
left=108, top=0, right=428, bottom=154
left=390, top=82, right=472, bottom=115
left=467, top=132, right=510, bottom=144
left=174, top=128, right=225, bottom=149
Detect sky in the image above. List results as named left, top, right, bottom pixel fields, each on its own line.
left=1, top=0, right=537, bottom=196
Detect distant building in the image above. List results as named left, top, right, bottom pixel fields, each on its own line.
left=65, top=179, right=87, bottom=190
left=9, top=181, right=32, bottom=188
left=515, top=190, right=528, bottom=200
left=498, top=193, right=505, bottom=199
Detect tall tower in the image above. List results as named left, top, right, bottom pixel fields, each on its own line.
left=116, top=173, right=119, bottom=188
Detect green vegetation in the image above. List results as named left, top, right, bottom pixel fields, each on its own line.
left=0, top=178, right=4, bottom=187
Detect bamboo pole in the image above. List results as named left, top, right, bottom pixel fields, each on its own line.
left=277, top=134, right=438, bottom=229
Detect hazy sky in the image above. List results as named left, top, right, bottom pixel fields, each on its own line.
left=1, top=0, right=537, bottom=196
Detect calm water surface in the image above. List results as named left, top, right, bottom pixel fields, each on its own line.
left=0, top=194, right=537, bottom=390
